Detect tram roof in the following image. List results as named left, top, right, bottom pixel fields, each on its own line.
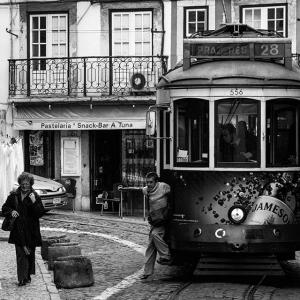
left=157, top=60, right=300, bottom=89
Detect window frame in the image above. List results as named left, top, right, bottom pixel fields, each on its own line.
left=214, top=98, right=261, bottom=169
left=183, top=6, right=209, bottom=38
left=29, top=13, right=69, bottom=60
left=266, top=98, right=300, bottom=168
left=240, top=4, right=288, bottom=37
left=163, top=110, right=171, bottom=169
left=110, top=10, right=153, bottom=56
left=173, top=98, right=209, bottom=168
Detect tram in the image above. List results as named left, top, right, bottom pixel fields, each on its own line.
left=147, top=24, right=300, bottom=274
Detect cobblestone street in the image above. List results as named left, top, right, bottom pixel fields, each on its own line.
left=3, top=210, right=300, bottom=299
left=40, top=211, right=300, bottom=300
left=40, top=211, right=188, bottom=300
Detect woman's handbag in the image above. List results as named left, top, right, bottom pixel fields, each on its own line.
left=1, top=195, right=18, bottom=231
left=1, top=215, right=16, bottom=231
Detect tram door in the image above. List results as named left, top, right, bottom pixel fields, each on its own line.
left=90, top=130, right=121, bottom=210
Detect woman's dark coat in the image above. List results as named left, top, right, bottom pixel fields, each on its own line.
left=2, top=187, right=44, bottom=248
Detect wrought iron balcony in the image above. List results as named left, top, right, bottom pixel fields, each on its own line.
left=9, top=56, right=168, bottom=98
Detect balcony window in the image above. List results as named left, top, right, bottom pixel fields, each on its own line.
left=111, top=11, right=153, bottom=93
left=242, top=5, right=286, bottom=36
left=112, top=11, right=152, bottom=57
left=184, top=7, right=208, bottom=37
left=266, top=99, right=300, bottom=167
left=30, top=14, right=68, bottom=70
left=216, top=99, right=259, bottom=167
left=174, top=99, right=209, bottom=166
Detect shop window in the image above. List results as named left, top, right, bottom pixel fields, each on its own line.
left=122, top=130, right=155, bottom=186
left=266, top=99, right=300, bottom=167
left=184, top=7, right=208, bottom=37
left=242, top=5, right=286, bottom=36
left=24, top=130, right=54, bottom=178
left=216, top=99, right=259, bottom=167
left=174, top=99, right=209, bottom=166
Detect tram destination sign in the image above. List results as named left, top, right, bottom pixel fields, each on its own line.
left=189, top=42, right=285, bottom=59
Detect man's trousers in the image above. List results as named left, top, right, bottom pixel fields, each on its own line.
left=15, top=245, right=36, bottom=282
left=144, top=226, right=171, bottom=276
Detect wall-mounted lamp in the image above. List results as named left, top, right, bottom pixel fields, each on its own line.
left=26, top=120, right=32, bottom=125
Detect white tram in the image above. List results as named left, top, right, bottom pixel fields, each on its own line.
left=147, top=24, right=300, bottom=273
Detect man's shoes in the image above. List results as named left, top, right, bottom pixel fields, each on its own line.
left=25, top=276, right=31, bottom=284
left=140, top=274, right=152, bottom=280
left=156, top=257, right=173, bottom=265
left=18, top=280, right=26, bottom=286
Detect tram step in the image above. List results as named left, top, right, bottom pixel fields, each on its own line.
left=193, top=255, right=285, bottom=276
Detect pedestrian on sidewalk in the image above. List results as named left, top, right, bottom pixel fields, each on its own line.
left=1, top=172, right=44, bottom=286
left=141, top=172, right=172, bottom=280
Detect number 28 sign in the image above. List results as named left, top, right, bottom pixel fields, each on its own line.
left=254, top=43, right=285, bottom=58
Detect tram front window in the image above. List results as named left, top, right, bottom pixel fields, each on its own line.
left=175, top=99, right=209, bottom=166
left=266, top=99, right=300, bottom=167
left=216, top=99, right=259, bottom=166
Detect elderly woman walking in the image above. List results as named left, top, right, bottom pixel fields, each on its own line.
left=2, top=172, right=44, bottom=286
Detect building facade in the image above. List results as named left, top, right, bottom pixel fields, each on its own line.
left=1, top=0, right=300, bottom=213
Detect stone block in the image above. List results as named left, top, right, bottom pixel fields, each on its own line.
left=41, top=235, right=70, bottom=260
left=53, top=255, right=94, bottom=289
left=48, top=242, right=81, bottom=270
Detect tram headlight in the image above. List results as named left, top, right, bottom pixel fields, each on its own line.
left=228, top=205, right=247, bottom=225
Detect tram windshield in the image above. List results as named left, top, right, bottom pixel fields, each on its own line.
left=175, top=99, right=209, bottom=165
left=216, top=99, right=259, bottom=165
left=266, top=99, right=300, bottom=167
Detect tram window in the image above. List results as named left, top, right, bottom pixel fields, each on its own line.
left=174, top=99, right=209, bottom=166
left=216, top=99, right=259, bottom=166
left=165, top=111, right=170, bottom=165
left=266, top=100, right=300, bottom=167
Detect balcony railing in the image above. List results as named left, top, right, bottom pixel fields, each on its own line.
left=9, top=56, right=168, bottom=98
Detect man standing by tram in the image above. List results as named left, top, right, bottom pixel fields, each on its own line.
left=140, top=172, right=172, bottom=280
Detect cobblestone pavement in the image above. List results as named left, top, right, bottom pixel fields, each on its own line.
left=41, top=211, right=190, bottom=300
left=4, top=210, right=300, bottom=300
left=42, top=210, right=300, bottom=300
left=0, top=230, right=60, bottom=300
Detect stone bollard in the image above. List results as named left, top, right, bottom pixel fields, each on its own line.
left=53, top=255, right=94, bottom=289
left=48, top=242, right=81, bottom=270
left=41, top=235, right=70, bottom=260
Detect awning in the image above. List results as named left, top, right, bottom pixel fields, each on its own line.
left=13, top=105, right=147, bottom=130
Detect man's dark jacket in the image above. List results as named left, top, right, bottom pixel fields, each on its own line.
left=2, top=188, right=44, bottom=248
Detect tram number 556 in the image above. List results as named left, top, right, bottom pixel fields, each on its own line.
left=230, top=88, right=243, bottom=96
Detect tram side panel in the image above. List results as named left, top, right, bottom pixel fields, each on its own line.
left=161, top=169, right=300, bottom=257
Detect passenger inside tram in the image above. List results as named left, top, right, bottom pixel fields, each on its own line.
left=220, top=121, right=257, bottom=162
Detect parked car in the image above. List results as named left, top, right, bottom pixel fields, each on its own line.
left=14, top=174, right=68, bottom=211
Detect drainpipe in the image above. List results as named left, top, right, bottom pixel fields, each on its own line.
left=159, top=0, right=165, bottom=57
left=9, top=0, right=13, bottom=59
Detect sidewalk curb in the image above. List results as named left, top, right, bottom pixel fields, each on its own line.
left=36, top=248, right=61, bottom=300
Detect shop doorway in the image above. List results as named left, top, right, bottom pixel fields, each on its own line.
left=90, top=130, right=121, bottom=210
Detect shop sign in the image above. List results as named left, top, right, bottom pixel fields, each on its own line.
left=14, top=120, right=146, bottom=130
left=61, top=137, right=81, bottom=176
